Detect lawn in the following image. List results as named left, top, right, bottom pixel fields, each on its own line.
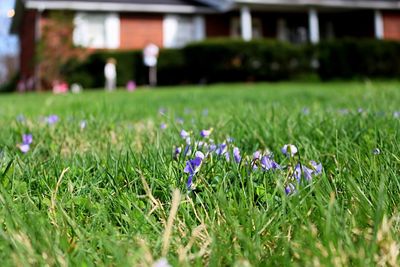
left=0, top=81, right=399, bottom=266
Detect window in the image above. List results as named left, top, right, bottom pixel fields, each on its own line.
left=163, top=15, right=205, bottom=48
left=73, top=12, right=120, bottom=49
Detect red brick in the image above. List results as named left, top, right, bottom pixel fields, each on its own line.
left=120, top=13, right=163, bottom=49
left=383, top=11, right=400, bottom=40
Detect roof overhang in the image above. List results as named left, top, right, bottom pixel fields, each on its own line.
left=10, top=0, right=25, bottom=34
left=234, top=0, right=400, bottom=10
left=24, top=0, right=216, bottom=13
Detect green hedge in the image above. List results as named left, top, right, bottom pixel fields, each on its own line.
left=62, top=39, right=400, bottom=88
left=317, top=39, right=400, bottom=80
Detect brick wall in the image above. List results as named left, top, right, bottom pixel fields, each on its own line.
left=383, top=11, right=400, bottom=40
left=120, top=13, right=163, bottom=49
left=205, top=14, right=230, bottom=37
left=19, top=10, right=37, bottom=80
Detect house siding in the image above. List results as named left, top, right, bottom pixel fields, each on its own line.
left=120, top=13, right=163, bottom=49
left=19, top=10, right=37, bottom=80
left=383, top=11, right=400, bottom=40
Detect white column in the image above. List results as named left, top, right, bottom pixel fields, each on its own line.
left=308, top=8, right=320, bottom=44
left=105, top=13, right=120, bottom=49
left=193, top=15, right=205, bottom=41
left=240, top=6, right=252, bottom=41
left=374, top=10, right=384, bottom=39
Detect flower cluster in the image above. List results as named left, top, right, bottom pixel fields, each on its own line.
left=19, top=134, right=33, bottom=153
left=174, top=129, right=323, bottom=194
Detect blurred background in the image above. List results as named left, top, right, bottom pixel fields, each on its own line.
left=2, top=0, right=400, bottom=92
left=0, top=0, right=18, bottom=87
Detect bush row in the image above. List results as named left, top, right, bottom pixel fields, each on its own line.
left=62, top=39, right=400, bottom=88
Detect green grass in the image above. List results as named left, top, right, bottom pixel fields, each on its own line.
left=0, top=81, right=399, bottom=266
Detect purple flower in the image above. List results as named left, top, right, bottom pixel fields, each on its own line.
left=215, top=143, right=227, bottom=156
left=184, top=151, right=205, bottom=189
left=183, top=145, right=192, bottom=157
left=19, top=144, right=30, bottom=153
left=176, top=117, right=184, bottom=124
left=294, top=163, right=317, bottom=182
left=180, top=129, right=190, bottom=139
left=310, top=161, right=323, bottom=174
left=195, top=141, right=206, bottom=149
left=233, top=147, right=241, bottom=163
left=226, top=137, right=234, bottom=143
left=22, top=134, right=32, bottom=145
left=200, top=129, right=212, bottom=138
left=281, top=144, right=298, bottom=157
left=260, top=155, right=280, bottom=171
left=174, top=147, right=182, bottom=159
left=253, top=151, right=261, bottom=160
left=285, top=183, right=296, bottom=195
left=160, top=123, right=167, bottom=130
left=393, top=111, right=400, bottom=118
left=47, top=115, right=59, bottom=125
left=185, top=137, right=191, bottom=145
left=209, top=143, right=217, bottom=152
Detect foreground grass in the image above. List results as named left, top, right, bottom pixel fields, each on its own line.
left=0, top=81, right=399, bottom=266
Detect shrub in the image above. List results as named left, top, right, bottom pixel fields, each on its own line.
left=183, top=39, right=312, bottom=83
left=62, top=38, right=400, bottom=89
left=317, top=39, right=400, bottom=80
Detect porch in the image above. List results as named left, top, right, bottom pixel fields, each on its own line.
left=205, top=6, right=384, bottom=43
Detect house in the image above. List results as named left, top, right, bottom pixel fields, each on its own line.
left=10, top=0, right=400, bottom=89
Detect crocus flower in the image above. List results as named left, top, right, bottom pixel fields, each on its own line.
left=19, top=133, right=33, bottom=153
left=160, top=123, right=167, bottom=130
left=208, top=143, right=217, bottom=152
left=180, top=129, right=190, bottom=139
left=226, top=137, right=234, bottom=143
left=215, top=143, right=227, bottom=156
left=174, top=147, right=182, bottom=159
left=393, top=111, right=400, bottom=118
left=184, top=151, right=205, bottom=189
left=158, top=108, right=167, bottom=115
left=47, top=115, right=59, bottom=125
left=260, top=155, right=280, bottom=171
left=285, top=183, right=296, bottom=195
left=310, top=161, right=323, bottom=174
left=253, top=151, right=261, bottom=160
left=19, top=144, right=30, bottom=153
left=22, top=134, right=33, bottom=145
left=281, top=144, right=298, bottom=157
left=176, top=117, right=184, bottom=124
left=200, top=129, right=212, bottom=138
left=233, top=147, right=241, bottom=163
left=294, top=163, right=315, bottom=182
left=195, top=141, right=205, bottom=149
left=183, top=145, right=192, bottom=157
left=185, top=137, right=191, bottom=145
